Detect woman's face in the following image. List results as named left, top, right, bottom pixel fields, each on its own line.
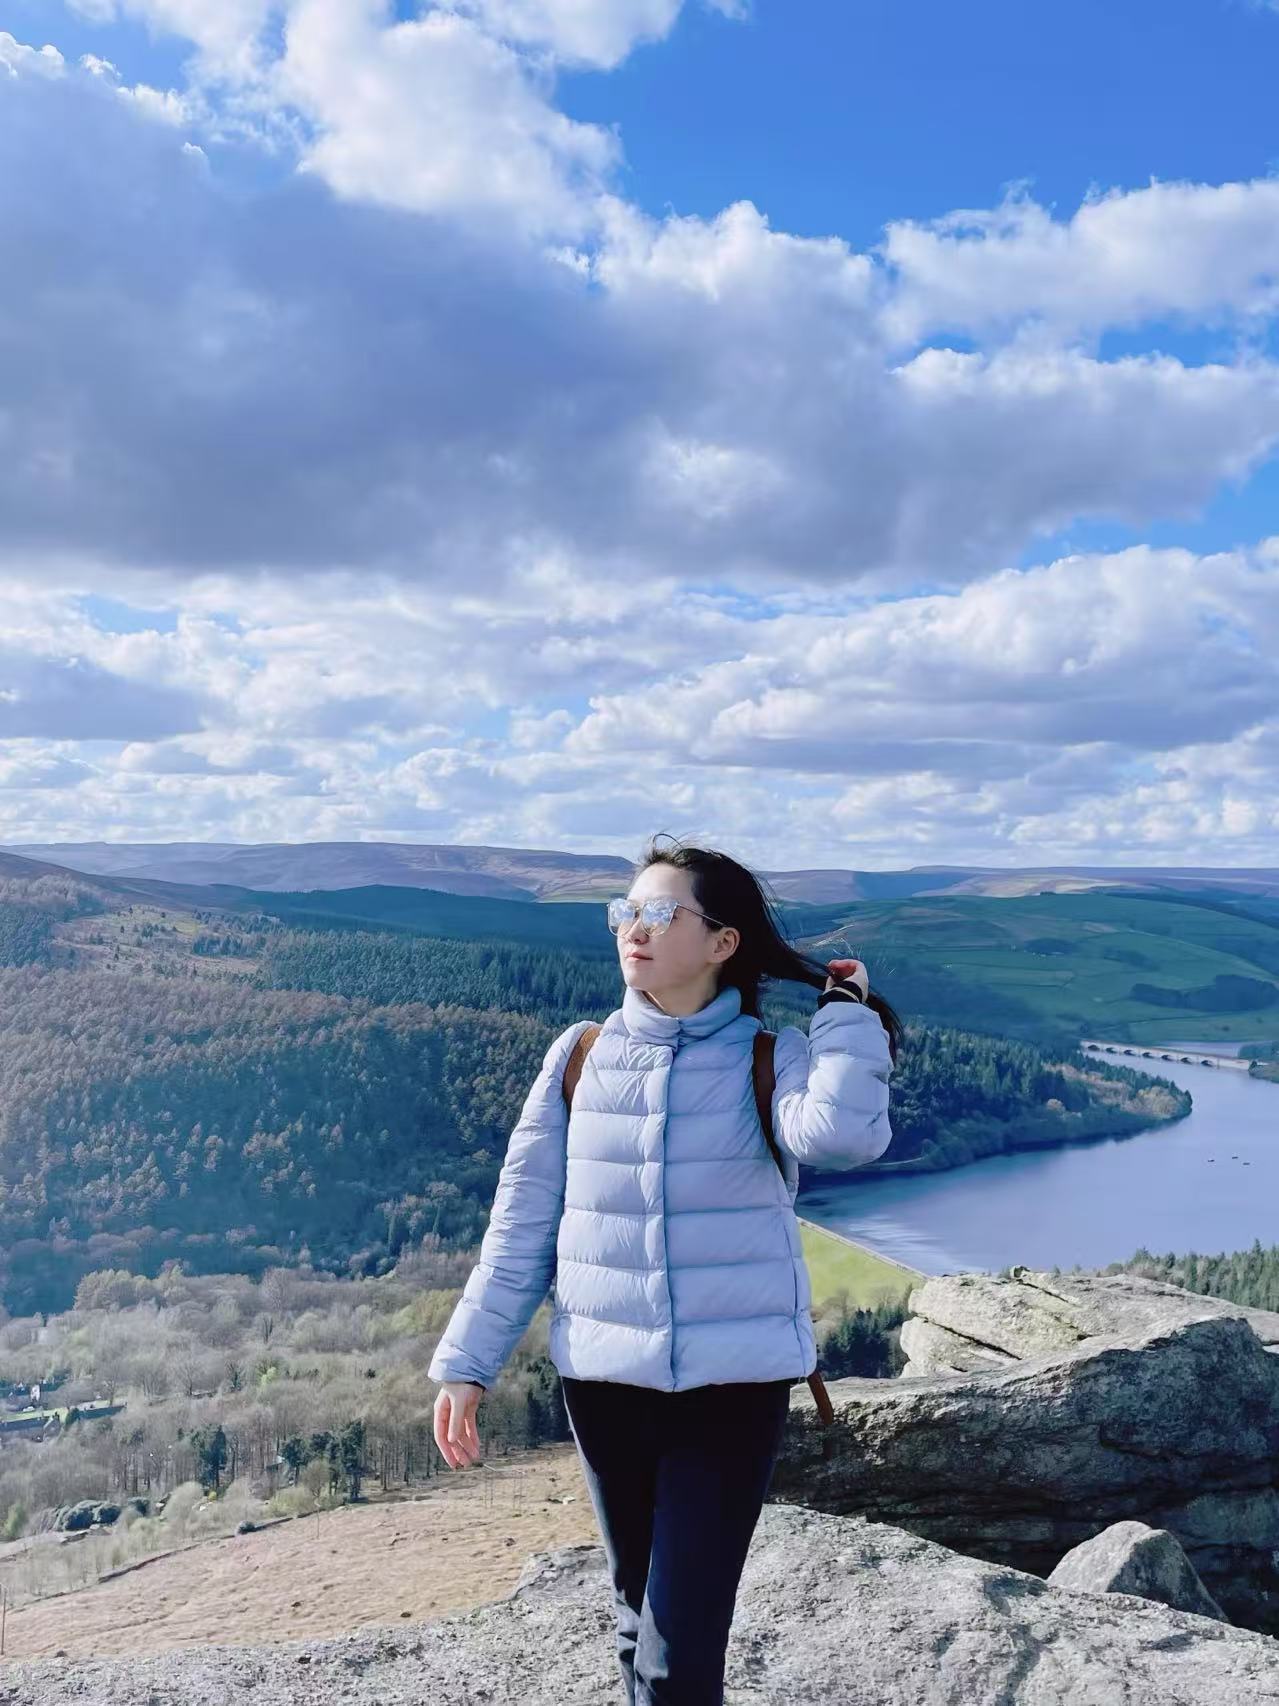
left=616, top=865, right=737, bottom=1000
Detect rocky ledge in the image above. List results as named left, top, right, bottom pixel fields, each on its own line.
left=2, top=1499, right=1278, bottom=1705
left=773, top=1268, right=1279, bottom=1636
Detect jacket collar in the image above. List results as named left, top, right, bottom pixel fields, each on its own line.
left=620, top=981, right=747, bottom=1045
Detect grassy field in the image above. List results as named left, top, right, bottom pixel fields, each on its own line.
left=798, top=1218, right=920, bottom=1310
left=791, top=890, right=1279, bottom=1047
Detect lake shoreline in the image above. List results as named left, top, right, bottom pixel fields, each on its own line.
left=841, top=1060, right=1192, bottom=1180
left=798, top=1050, right=1279, bottom=1278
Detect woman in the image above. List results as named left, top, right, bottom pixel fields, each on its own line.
left=429, top=833, right=902, bottom=1705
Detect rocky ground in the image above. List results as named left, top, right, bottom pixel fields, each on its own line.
left=6, top=1270, right=1279, bottom=1703
left=2, top=1501, right=1277, bottom=1705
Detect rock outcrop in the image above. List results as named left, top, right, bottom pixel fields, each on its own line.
left=2, top=1502, right=1277, bottom=1705
left=772, top=1270, right=1279, bottom=1635
left=38, top=1497, right=149, bottom=1534
left=899, top=1267, right=1279, bottom=1375
left=1048, top=1519, right=1228, bottom=1621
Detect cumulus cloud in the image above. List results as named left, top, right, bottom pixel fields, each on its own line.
left=3, top=67, right=1278, bottom=595
left=880, top=178, right=1279, bottom=345
left=0, top=649, right=206, bottom=740
left=3, top=10, right=1279, bottom=864
left=564, top=542, right=1279, bottom=769
left=55, top=1, right=735, bottom=234
left=0, top=30, right=65, bottom=75
left=277, top=1, right=618, bottom=236
left=65, top=0, right=729, bottom=79
left=460, top=0, right=684, bottom=69
left=66, top=0, right=277, bottom=80
left=0, top=754, right=98, bottom=791
left=0, top=540, right=1277, bottom=864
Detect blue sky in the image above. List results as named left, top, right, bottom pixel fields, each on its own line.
left=562, top=1, right=1279, bottom=239
left=0, top=0, right=1277, bottom=868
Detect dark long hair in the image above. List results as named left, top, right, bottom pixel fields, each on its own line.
left=634, top=832, right=904, bottom=1066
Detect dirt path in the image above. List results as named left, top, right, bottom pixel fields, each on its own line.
left=1, top=1443, right=598, bottom=1661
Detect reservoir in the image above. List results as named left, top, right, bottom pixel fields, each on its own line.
left=799, top=1043, right=1279, bottom=1277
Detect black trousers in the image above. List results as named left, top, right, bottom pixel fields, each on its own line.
left=560, top=1373, right=795, bottom=1706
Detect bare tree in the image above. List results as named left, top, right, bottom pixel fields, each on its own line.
left=171, top=1349, right=201, bottom=1398
left=134, top=1358, right=171, bottom=1402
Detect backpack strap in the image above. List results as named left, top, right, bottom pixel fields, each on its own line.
left=752, top=1030, right=781, bottom=1170
left=561, top=1024, right=602, bottom=1110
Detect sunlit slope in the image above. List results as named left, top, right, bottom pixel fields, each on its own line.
left=798, top=1219, right=919, bottom=1309
left=787, top=890, right=1279, bottom=1047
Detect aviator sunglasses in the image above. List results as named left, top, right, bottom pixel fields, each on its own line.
left=606, top=895, right=729, bottom=937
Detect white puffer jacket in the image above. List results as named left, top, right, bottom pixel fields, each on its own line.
left=428, top=981, right=894, bottom=1392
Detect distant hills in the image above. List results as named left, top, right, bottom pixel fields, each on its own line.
left=1, top=844, right=1278, bottom=1052
left=8, top=838, right=1279, bottom=903
left=2, top=843, right=1279, bottom=1051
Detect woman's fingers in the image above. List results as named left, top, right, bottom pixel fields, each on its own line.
left=433, top=1394, right=459, bottom=1468
left=452, top=1397, right=481, bottom=1464
left=824, top=957, right=868, bottom=997
left=434, top=1388, right=483, bottom=1469
left=459, top=1405, right=482, bottom=1464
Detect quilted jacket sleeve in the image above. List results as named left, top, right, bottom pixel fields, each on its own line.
left=427, top=1020, right=592, bottom=1390
left=771, top=999, right=894, bottom=1172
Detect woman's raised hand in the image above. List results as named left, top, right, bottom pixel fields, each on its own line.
left=433, top=1381, right=485, bottom=1469
left=824, top=957, right=869, bottom=1000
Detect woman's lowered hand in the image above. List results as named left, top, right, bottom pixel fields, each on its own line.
left=433, top=1381, right=484, bottom=1469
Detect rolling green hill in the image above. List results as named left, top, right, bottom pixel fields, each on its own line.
left=13, top=844, right=1277, bottom=1053
left=777, top=889, right=1279, bottom=1049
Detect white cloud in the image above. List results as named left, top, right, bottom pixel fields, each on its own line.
left=593, top=195, right=876, bottom=306
left=277, top=1, right=618, bottom=237
left=1, top=540, right=1277, bottom=865
left=2, top=13, right=1279, bottom=863
left=0, top=31, right=65, bottom=76
left=0, top=753, right=97, bottom=791
left=119, top=79, right=195, bottom=122
left=881, top=178, right=1279, bottom=345
left=459, top=0, right=683, bottom=68
left=460, top=0, right=743, bottom=68
left=66, top=0, right=277, bottom=80
left=64, top=0, right=725, bottom=80
left=564, top=541, right=1279, bottom=770
left=53, top=1, right=728, bottom=237
left=4, top=75, right=1274, bottom=598
left=3, top=29, right=202, bottom=131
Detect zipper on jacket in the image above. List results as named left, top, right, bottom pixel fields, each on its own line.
left=659, top=1040, right=676, bottom=1390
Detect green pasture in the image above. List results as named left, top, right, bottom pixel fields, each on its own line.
left=790, top=890, right=1279, bottom=1047
left=798, top=1219, right=919, bottom=1312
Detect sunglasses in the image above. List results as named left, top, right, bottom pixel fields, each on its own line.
left=606, top=895, right=728, bottom=937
